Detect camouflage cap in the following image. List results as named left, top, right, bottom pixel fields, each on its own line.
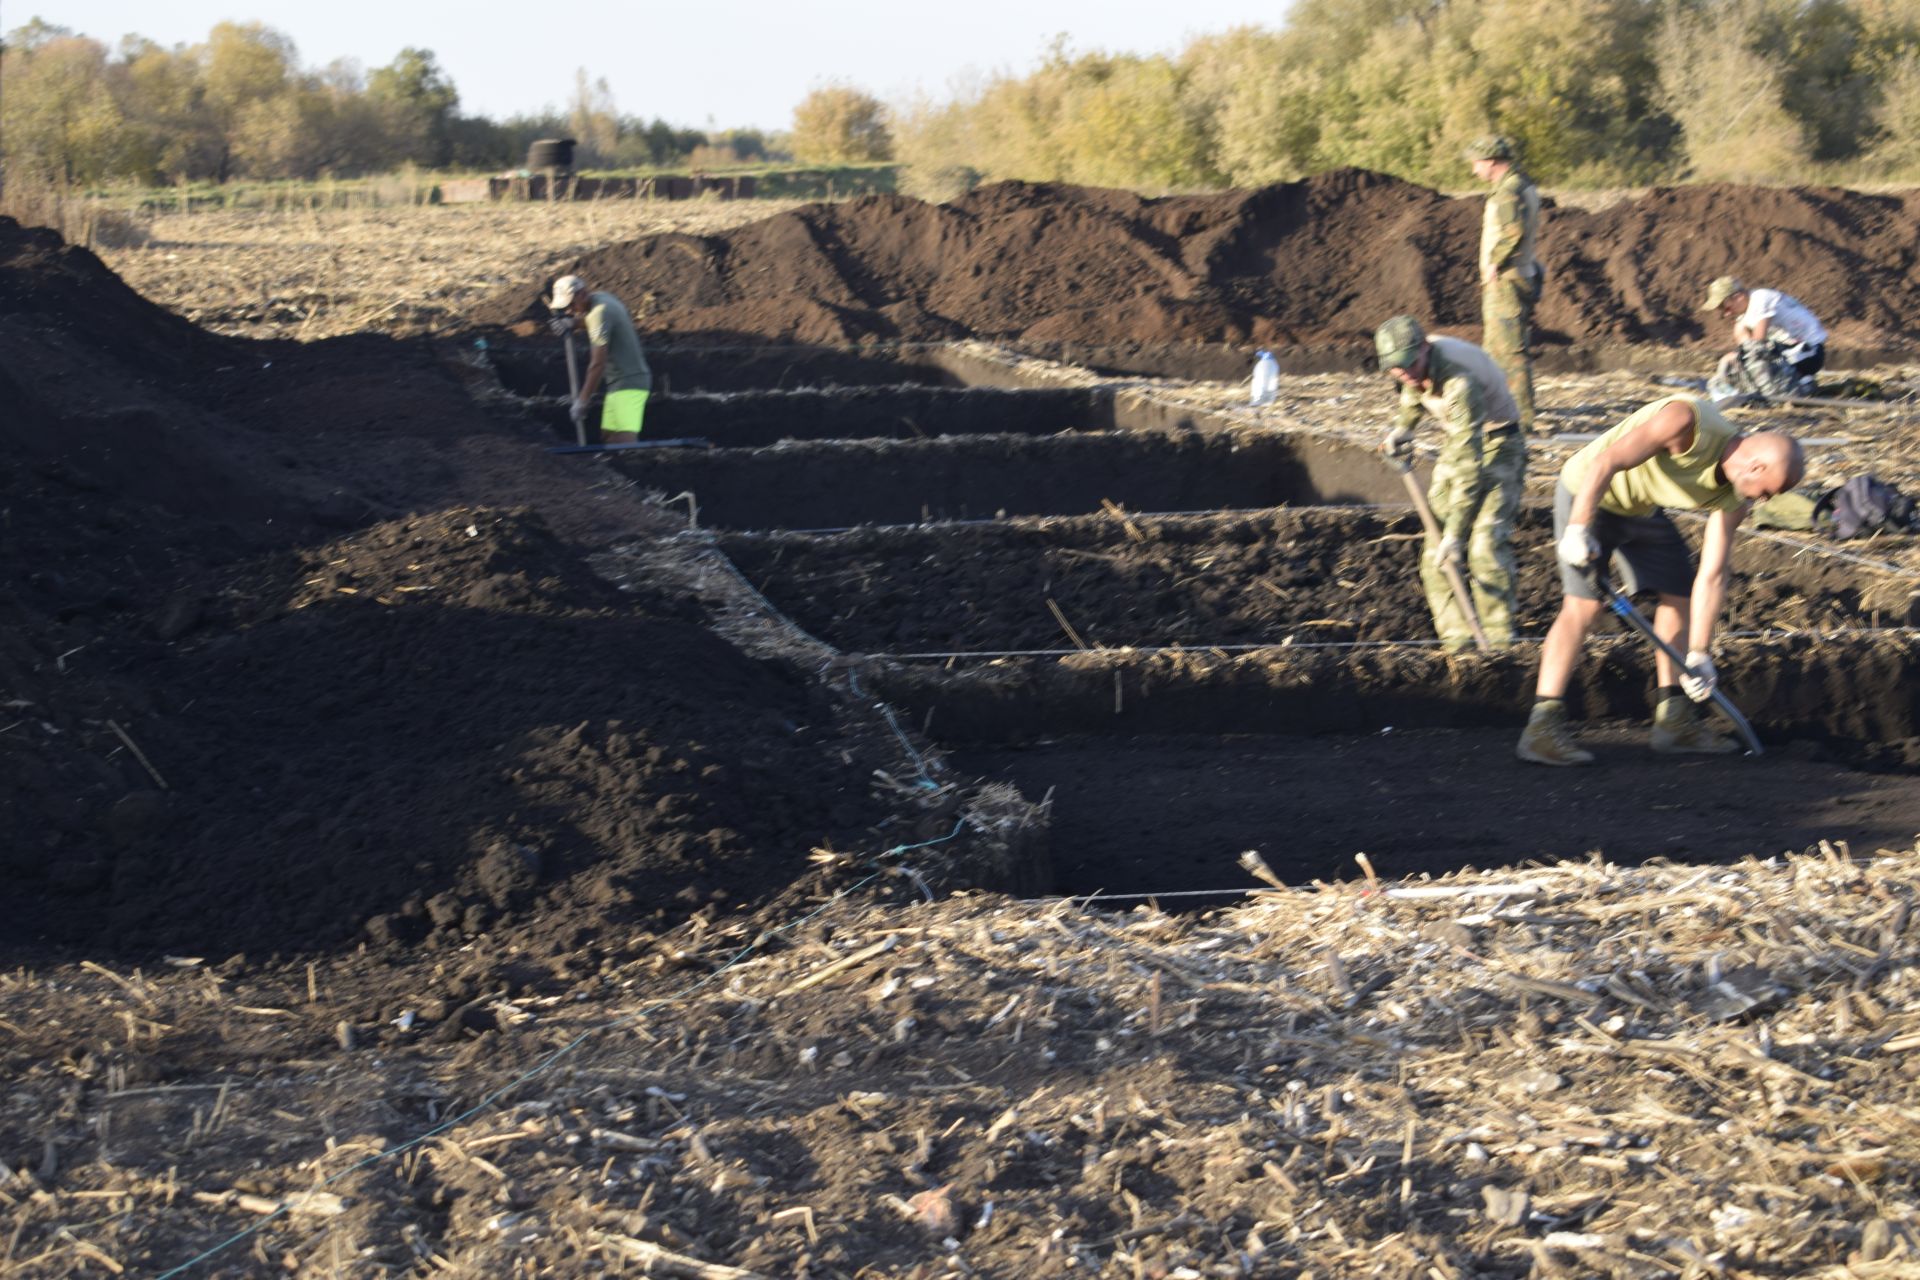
left=1464, top=134, right=1515, bottom=163
left=1701, top=275, right=1745, bottom=312
left=1374, top=315, right=1426, bottom=371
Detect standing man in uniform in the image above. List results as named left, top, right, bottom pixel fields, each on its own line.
left=1469, top=135, right=1542, bottom=433
left=1376, top=315, right=1526, bottom=651
left=546, top=274, right=653, bottom=445
left=1517, top=394, right=1804, bottom=766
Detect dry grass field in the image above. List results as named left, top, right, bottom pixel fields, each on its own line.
left=95, top=198, right=809, bottom=341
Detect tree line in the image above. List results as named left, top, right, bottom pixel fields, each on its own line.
left=892, top=0, right=1920, bottom=191
left=0, top=18, right=777, bottom=185
left=14, top=2, right=1920, bottom=193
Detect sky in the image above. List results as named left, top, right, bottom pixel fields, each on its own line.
left=22, top=1, right=1292, bottom=130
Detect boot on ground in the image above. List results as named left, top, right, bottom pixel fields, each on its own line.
left=1516, top=701, right=1593, bottom=766
left=1650, top=697, right=1739, bottom=755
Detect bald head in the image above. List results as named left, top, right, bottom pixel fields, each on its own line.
left=1723, top=430, right=1804, bottom=501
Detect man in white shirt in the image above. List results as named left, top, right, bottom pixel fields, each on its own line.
left=1702, top=276, right=1827, bottom=400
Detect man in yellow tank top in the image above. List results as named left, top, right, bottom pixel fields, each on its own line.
left=1517, top=395, right=1804, bottom=766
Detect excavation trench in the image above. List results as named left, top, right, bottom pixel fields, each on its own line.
left=720, top=508, right=1920, bottom=653
left=617, top=431, right=1398, bottom=530
left=494, top=339, right=1920, bottom=902
left=866, top=636, right=1920, bottom=898
left=715, top=501, right=1920, bottom=898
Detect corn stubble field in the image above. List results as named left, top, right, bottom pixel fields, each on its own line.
left=2, top=193, right=1918, bottom=1279
left=102, top=199, right=808, bottom=340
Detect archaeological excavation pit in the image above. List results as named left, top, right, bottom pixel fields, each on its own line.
left=721, top=508, right=1920, bottom=654
left=796, top=512, right=1920, bottom=900
left=616, top=429, right=1400, bottom=530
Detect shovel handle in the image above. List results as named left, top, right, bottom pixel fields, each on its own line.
left=563, top=333, right=585, bottom=446
left=1394, top=460, right=1491, bottom=651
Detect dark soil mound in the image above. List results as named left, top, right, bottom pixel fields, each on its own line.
left=79, top=509, right=889, bottom=957
left=0, top=217, right=900, bottom=959
left=475, top=171, right=1920, bottom=351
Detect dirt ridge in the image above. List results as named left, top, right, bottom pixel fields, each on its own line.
left=476, top=170, right=1920, bottom=352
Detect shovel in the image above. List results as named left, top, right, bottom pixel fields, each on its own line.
left=563, top=331, right=587, bottom=447
left=1591, top=566, right=1763, bottom=756
left=1389, top=457, right=1490, bottom=651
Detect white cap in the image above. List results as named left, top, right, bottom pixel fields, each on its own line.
left=546, top=275, right=586, bottom=311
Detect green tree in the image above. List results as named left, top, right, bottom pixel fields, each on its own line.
left=114, top=37, right=222, bottom=183
left=790, top=84, right=893, bottom=162
left=568, top=70, right=618, bottom=165
left=1654, top=0, right=1811, bottom=180
left=1053, top=52, right=1215, bottom=188
left=198, top=21, right=297, bottom=179
left=1, top=31, right=129, bottom=182
left=368, top=47, right=458, bottom=166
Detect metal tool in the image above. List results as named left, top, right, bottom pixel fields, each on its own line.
left=1390, top=457, right=1490, bottom=651
left=1592, top=567, right=1763, bottom=756
left=563, top=332, right=586, bottom=446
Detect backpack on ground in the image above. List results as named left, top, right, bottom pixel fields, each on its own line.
left=1813, top=474, right=1920, bottom=539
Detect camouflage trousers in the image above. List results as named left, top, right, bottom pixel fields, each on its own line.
left=1421, top=429, right=1525, bottom=650
left=1483, top=270, right=1538, bottom=430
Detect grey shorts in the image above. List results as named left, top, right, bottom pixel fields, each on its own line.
left=1554, top=483, right=1696, bottom=600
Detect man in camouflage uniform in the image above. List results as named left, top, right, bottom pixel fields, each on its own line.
left=1469, top=135, right=1542, bottom=432
left=1376, top=315, right=1526, bottom=651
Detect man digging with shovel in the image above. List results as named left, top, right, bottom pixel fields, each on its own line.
left=1375, top=315, right=1525, bottom=652
left=1518, top=393, right=1803, bottom=766
left=547, top=274, right=653, bottom=446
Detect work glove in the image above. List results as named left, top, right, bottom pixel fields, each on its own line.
left=1557, top=523, right=1599, bottom=569
left=1433, top=532, right=1465, bottom=567
left=1382, top=425, right=1415, bottom=462
left=568, top=397, right=589, bottom=430
left=548, top=315, right=575, bottom=337
left=1680, top=650, right=1717, bottom=703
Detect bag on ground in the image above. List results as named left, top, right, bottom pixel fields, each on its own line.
left=1813, top=474, right=1919, bottom=539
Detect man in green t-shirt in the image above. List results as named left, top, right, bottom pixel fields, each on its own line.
left=546, top=274, right=653, bottom=444
left=1519, top=394, right=1803, bottom=766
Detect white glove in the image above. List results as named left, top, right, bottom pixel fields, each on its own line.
left=569, top=397, right=588, bottom=429
left=1434, top=533, right=1464, bottom=566
left=1382, top=425, right=1415, bottom=461
left=1680, top=650, right=1717, bottom=703
left=548, top=315, right=575, bottom=336
left=1557, top=523, right=1599, bottom=569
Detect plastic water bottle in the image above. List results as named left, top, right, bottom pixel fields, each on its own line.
left=1249, top=350, right=1279, bottom=406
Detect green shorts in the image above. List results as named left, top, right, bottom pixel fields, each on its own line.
left=600, top=388, right=649, bottom=437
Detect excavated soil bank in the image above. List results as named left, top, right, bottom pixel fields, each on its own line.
left=958, top=725, right=1920, bottom=897
left=0, top=218, right=980, bottom=960
left=723, top=509, right=1920, bottom=653
left=868, top=634, right=1920, bottom=747
left=476, top=170, right=1920, bottom=353
left=617, top=431, right=1392, bottom=530
left=485, top=341, right=963, bottom=398
left=645, top=386, right=1113, bottom=448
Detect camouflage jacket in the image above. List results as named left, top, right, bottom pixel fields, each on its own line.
left=1480, top=168, right=1540, bottom=279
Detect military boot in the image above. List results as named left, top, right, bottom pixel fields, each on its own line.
left=1516, top=700, right=1593, bottom=766
left=1650, top=697, right=1739, bottom=755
